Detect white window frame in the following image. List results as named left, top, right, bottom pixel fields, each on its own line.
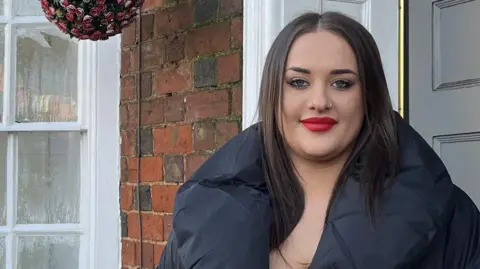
left=89, top=35, right=121, bottom=269
left=242, top=0, right=280, bottom=130
left=0, top=1, right=121, bottom=268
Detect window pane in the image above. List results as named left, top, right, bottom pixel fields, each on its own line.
left=0, top=133, right=6, bottom=226
left=16, top=29, right=78, bottom=123
left=0, top=237, right=5, bottom=269
left=0, top=1, right=3, bottom=15
left=15, top=0, right=43, bottom=16
left=18, top=235, right=79, bottom=269
left=17, top=132, right=80, bottom=224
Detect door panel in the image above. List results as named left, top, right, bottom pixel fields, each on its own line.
left=409, top=0, right=480, bottom=206
left=281, top=0, right=399, bottom=110
left=323, top=0, right=369, bottom=24
left=434, top=134, right=480, bottom=205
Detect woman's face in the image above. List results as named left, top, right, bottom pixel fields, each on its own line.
left=279, top=30, right=364, bottom=163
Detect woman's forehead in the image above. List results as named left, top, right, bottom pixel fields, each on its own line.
left=285, top=31, right=358, bottom=73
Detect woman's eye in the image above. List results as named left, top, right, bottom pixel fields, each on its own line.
left=288, top=78, right=309, bottom=88
left=331, top=79, right=353, bottom=89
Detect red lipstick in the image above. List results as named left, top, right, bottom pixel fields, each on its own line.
left=300, top=117, right=337, bottom=132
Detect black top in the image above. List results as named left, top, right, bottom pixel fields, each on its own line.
left=156, top=112, right=480, bottom=269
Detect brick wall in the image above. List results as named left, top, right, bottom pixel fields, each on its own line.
left=119, top=0, right=243, bottom=268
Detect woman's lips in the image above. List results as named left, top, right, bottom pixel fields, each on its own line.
left=300, top=117, right=337, bottom=132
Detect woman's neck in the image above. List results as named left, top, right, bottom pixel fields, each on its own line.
left=289, top=150, right=350, bottom=196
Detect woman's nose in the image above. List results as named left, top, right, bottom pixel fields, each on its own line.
left=307, top=86, right=331, bottom=111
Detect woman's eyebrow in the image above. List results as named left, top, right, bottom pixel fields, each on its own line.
left=286, top=66, right=310, bottom=74
left=286, top=67, right=357, bottom=76
left=330, top=69, right=357, bottom=76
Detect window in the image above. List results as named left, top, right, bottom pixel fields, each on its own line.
left=0, top=1, right=121, bottom=268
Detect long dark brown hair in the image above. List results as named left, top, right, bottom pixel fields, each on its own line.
left=258, top=11, right=399, bottom=250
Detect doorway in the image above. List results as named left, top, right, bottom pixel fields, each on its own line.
left=406, top=0, right=480, bottom=206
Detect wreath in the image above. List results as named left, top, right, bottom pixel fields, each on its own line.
left=41, top=0, right=144, bottom=41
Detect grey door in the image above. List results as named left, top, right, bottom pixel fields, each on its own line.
left=408, top=0, right=480, bottom=206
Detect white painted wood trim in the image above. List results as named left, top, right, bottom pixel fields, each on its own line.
left=88, top=36, right=122, bottom=269
left=242, top=0, right=283, bottom=130
left=0, top=3, right=121, bottom=267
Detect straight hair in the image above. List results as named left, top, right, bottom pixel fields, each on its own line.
left=258, top=11, right=399, bottom=250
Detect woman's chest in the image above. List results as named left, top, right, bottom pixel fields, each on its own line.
left=270, top=198, right=329, bottom=269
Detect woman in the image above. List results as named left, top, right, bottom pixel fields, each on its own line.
left=157, top=11, right=480, bottom=268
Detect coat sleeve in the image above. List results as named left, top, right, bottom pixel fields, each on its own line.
left=155, top=231, right=185, bottom=269
left=155, top=181, right=271, bottom=269
left=471, top=258, right=480, bottom=269
left=446, top=185, right=480, bottom=269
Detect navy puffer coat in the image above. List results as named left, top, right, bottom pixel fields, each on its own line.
left=156, top=112, right=480, bottom=269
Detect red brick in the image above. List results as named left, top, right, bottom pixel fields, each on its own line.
left=155, top=62, right=192, bottom=94
left=231, top=87, right=242, bottom=116
left=155, top=1, right=194, bottom=37
left=193, top=122, right=215, bottom=150
left=163, top=215, right=173, bottom=240
left=142, top=242, right=155, bottom=269
left=164, top=95, right=185, bottom=123
left=122, top=240, right=137, bottom=265
left=165, top=33, right=186, bottom=63
left=141, top=98, right=164, bottom=126
left=217, top=53, right=241, bottom=84
left=120, top=184, right=134, bottom=211
left=164, top=155, right=184, bottom=183
left=185, top=154, right=210, bottom=179
left=121, top=157, right=129, bottom=182
left=141, top=39, right=165, bottom=70
left=231, top=17, right=243, bottom=49
left=141, top=14, right=155, bottom=41
left=121, top=240, right=155, bottom=267
left=119, top=9, right=244, bottom=269
left=127, top=156, right=163, bottom=183
left=120, top=103, right=139, bottom=129
left=153, top=125, right=193, bottom=154
left=121, top=157, right=128, bottom=170
left=141, top=72, right=153, bottom=99
left=125, top=49, right=142, bottom=74
left=121, top=76, right=136, bottom=102
left=130, top=47, right=140, bottom=72
left=122, top=21, right=136, bottom=47
left=215, top=122, right=238, bottom=148
left=186, top=22, right=230, bottom=58
left=142, top=0, right=165, bottom=10
left=121, top=48, right=140, bottom=74
left=127, top=103, right=139, bottom=128
left=121, top=50, right=130, bottom=75
left=152, top=185, right=180, bottom=212
left=127, top=212, right=165, bottom=241
left=185, top=90, right=229, bottom=120
left=219, top=0, right=242, bottom=17
left=120, top=105, right=127, bottom=129
left=121, top=129, right=136, bottom=156
left=139, top=127, right=154, bottom=155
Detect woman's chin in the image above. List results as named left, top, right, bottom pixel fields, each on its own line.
left=299, top=148, right=335, bottom=162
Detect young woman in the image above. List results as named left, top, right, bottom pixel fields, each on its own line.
left=156, top=11, right=480, bottom=269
